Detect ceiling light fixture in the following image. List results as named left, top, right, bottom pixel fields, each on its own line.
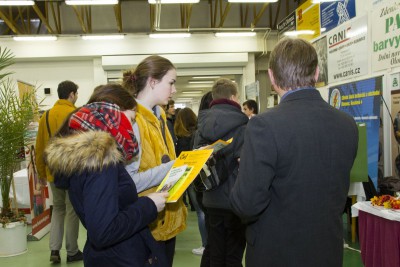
left=283, top=30, right=315, bottom=36
left=0, top=0, right=34, bottom=6
left=188, top=81, right=214, bottom=84
left=65, top=0, right=118, bottom=5
left=148, top=0, right=200, bottom=4
left=227, top=0, right=278, bottom=3
left=312, top=0, right=340, bottom=3
left=149, top=33, right=191, bottom=38
left=13, top=35, right=58, bottom=41
left=82, top=34, right=124, bottom=40
left=182, top=90, right=204, bottom=94
left=215, top=32, right=256, bottom=37
left=192, top=76, right=220, bottom=79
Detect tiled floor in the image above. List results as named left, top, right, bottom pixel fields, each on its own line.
left=0, top=211, right=363, bottom=266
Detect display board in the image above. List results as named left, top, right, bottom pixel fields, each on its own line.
left=320, top=0, right=356, bottom=33
left=296, top=0, right=321, bottom=41
left=329, top=76, right=383, bottom=188
left=327, top=15, right=368, bottom=84
left=350, top=123, right=368, bottom=182
left=371, top=0, right=400, bottom=72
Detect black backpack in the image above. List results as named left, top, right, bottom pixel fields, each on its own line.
left=193, top=146, right=230, bottom=192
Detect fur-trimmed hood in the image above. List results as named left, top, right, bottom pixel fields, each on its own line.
left=44, top=131, right=123, bottom=178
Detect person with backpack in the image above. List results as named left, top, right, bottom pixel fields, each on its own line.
left=194, top=78, right=248, bottom=267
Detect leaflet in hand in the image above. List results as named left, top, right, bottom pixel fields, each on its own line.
left=156, top=149, right=213, bottom=203
left=201, top=138, right=233, bottom=152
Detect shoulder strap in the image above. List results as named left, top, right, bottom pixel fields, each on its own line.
left=45, top=110, right=52, bottom=137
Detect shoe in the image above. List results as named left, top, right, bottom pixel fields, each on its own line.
left=67, top=250, right=83, bottom=263
left=50, top=250, right=61, bottom=264
left=192, top=246, right=205, bottom=255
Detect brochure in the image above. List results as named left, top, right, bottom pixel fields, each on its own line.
left=201, top=138, right=233, bottom=152
left=156, top=149, right=213, bottom=203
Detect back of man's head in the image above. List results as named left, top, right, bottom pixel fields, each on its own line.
left=269, top=38, right=318, bottom=90
left=212, top=78, right=238, bottom=100
left=57, top=80, right=78, bottom=100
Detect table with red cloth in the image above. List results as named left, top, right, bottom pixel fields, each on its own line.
left=352, top=201, right=400, bottom=267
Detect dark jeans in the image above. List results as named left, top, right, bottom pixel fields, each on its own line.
left=202, top=208, right=246, bottom=267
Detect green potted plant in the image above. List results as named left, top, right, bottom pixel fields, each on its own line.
left=0, top=47, right=36, bottom=256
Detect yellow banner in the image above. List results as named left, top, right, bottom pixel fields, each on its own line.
left=296, top=0, right=320, bottom=41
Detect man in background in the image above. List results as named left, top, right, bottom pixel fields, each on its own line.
left=35, top=80, right=83, bottom=264
left=166, top=99, right=177, bottom=147
left=195, top=78, right=248, bottom=267
left=231, top=38, right=358, bottom=267
left=242, top=99, right=258, bottom=119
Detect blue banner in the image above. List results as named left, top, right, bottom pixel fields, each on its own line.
left=320, top=0, right=356, bottom=33
left=328, top=77, right=382, bottom=188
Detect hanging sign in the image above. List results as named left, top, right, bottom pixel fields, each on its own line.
left=371, top=0, right=400, bottom=72
left=320, top=0, right=356, bottom=33
left=327, top=15, right=368, bottom=84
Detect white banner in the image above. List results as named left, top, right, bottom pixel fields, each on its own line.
left=328, top=15, right=368, bottom=83
left=371, top=0, right=400, bottom=72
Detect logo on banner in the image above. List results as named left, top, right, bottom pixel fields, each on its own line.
left=329, top=88, right=342, bottom=109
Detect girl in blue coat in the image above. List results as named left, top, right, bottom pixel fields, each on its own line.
left=44, top=84, right=169, bottom=267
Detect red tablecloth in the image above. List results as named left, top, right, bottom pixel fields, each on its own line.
left=359, top=210, right=400, bottom=267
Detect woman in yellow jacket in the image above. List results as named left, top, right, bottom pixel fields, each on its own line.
left=123, top=55, right=187, bottom=266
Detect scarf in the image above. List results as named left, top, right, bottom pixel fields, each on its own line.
left=69, top=102, right=139, bottom=161
left=210, top=98, right=242, bottom=110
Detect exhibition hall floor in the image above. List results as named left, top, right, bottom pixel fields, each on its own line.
left=0, top=211, right=363, bottom=266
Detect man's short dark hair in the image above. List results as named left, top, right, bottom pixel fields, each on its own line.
left=166, top=99, right=175, bottom=110
left=212, top=78, right=238, bottom=100
left=269, top=38, right=318, bottom=90
left=243, top=99, right=258, bottom=114
left=57, top=80, right=78, bottom=99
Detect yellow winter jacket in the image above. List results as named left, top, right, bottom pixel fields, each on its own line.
left=136, top=103, right=187, bottom=241
left=35, top=99, right=76, bottom=182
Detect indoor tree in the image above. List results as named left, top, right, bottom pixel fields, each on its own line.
left=0, top=47, right=36, bottom=224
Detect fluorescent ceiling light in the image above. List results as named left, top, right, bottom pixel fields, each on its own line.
left=148, top=0, right=199, bottom=4
left=215, top=32, right=256, bottom=37
left=192, top=76, right=220, bottom=79
left=228, top=0, right=278, bottom=3
left=284, top=30, right=315, bottom=36
left=82, top=34, right=124, bottom=40
left=0, top=0, right=34, bottom=5
left=13, top=36, right=58, bottom=41
left=176, top=98, right=193, bottom=101
left=312, top=0, right=340, bottom=3
left=182, top=90, right=203, bottom=94
left=149, top=33, right=191, bottom=38
left=66, top=0, right=118, bottom=5
left=188, top=81, right=214, bottom=84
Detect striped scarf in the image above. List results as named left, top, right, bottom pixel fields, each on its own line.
left=69, top=102, right=139, bottom=161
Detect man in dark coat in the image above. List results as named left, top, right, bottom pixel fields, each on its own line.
left=230, top=38, right=358, bottom=267
left=195, top=78, right=248, bottom=267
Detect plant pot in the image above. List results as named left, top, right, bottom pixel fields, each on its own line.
left=0, top=221, right=27, bottom=257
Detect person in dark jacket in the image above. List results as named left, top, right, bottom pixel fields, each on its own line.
left=194, top=78, right=248, bottom=267
left=174, top=107, right=207, bottom=255
left=242, top=99, right=258, bottom=119
left=44, top=84, right=169, bottom=267
left=231, top=38, right=358, bottom=267
left=166, top=99, right=177, bottom=147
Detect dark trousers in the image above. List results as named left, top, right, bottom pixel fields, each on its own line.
left=202, top=208, right=246, bottom=267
